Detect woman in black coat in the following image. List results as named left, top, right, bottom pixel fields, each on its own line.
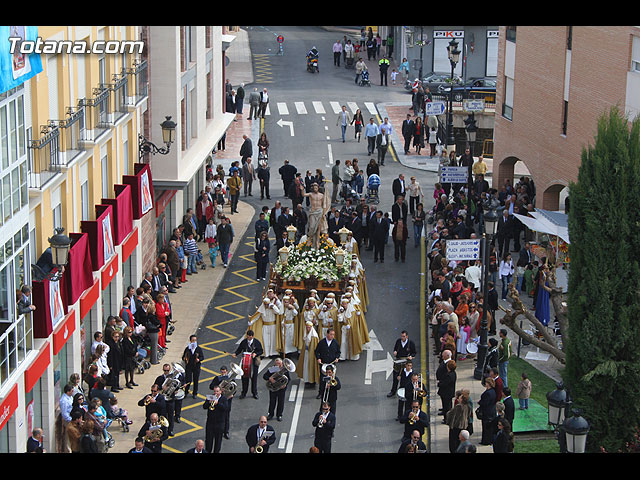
left=492, top=417, right=515, bottom=453
left=106, top=330, right=124, bottom=392
left=121, top=326, right=139, bottom=388
left=366, top=159, right=379, bottom=178
left=254, top=231, right=270, bottom=281
left=479, top=376, right=498, bottom=445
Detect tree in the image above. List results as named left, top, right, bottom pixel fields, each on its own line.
left=563, top=106, right=640, bottom=452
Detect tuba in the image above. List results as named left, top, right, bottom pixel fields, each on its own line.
left=266, top=358, right=296, bottom=392
left=161, top=362, right=186, bottom=401
left=219, top=363, right=244, bottom=398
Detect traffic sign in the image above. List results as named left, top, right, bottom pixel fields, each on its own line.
left=440, top=165, right=468, bottom=184
left=463, top=99, right=485, bottom=112
left=445, top=239, right=481, bottom=261
left=277, top=35, right=284, bottom=43
left=425, top=101, right=446, bottom=116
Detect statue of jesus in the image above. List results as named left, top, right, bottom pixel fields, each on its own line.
left=303, top=181, right=330, bottom=249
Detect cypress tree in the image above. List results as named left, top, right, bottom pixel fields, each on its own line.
left=564, top=106, right=640, bottom=452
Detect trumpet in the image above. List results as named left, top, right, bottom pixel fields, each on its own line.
left=143, top=395, right=153, bottom=406
left=408, top=411, right=417, bottom=425
left=209, top=398, right=219, bottom=411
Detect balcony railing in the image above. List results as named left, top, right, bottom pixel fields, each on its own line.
left=78, top=86, right=111, bottom=142
left=125, top=59, right=148, bottom=105
left=109, top=71, right=129, bottom=123
left=27, top=124, right=61, bottom=189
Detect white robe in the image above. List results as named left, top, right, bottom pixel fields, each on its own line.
left=282, top=306, right=298, bottom=354
left=251, top=298, right=283, bottom=357
left=338, top=304, right=359, bottom=361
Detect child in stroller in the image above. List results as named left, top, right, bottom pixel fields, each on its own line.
left=359, top=69, right=371, bottom=87
left=366, top=173, right=381, bottom=204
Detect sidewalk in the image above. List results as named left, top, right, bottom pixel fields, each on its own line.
left=108, top=28, right=257, bottom=453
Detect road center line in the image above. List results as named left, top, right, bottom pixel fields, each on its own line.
left=327, top=144, right=333, bottom=165
left=285, top=380, right=305, bottom=453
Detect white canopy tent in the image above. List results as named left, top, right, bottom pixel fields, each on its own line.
left=513, top=209, right=570, bottom=245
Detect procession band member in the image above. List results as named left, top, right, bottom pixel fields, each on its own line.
left=203, top=386, right=229, bottom=454
left=315, top=329, right=340, bottom=400
left=318, top=364, right=341, bottom=416
left=263, top=357, right=290, bottom=421
left=138, top=412, right=168, bottom=454
left=232, top=329, right=263, bottom=399
left=209, top=365, right=233, bottom=439
left=388, top=330, right=417, bottom=397
left=182, top=334, right=204, bottom=399
left=399, top=400, right=429, bottom=440
left=153, top=363, right=186, bottom=436
left=246, top=415, right=276, bottom=453
left=312, top=402, right=336, bottom=453
left=138, top=384, right=167, bottom=421
left=396, top=360, right=414, bottom=420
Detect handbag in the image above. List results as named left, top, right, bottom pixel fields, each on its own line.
left=475, top=407, right=483, bottom=420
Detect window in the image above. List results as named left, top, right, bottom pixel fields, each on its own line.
left=506, top=26, right=516, bottom=43
left=502, top=76, right=514, bottom=121
left=566, top=26, right=573, bottom=51
left=562, top=100, right=568, bottom=135
left=632, top=36, right=640, bottom=73
left=1, top=105, right=7, bottom=169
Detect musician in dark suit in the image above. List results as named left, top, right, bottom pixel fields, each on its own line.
left=232, top=330, right=263, bottom=399
left=398, top=430, right=427, bottom=453
left=246, top=416, right=276, bottom=453
left=404, top=372, right=426, bottom=414
left=183, top=335, right=204, bottom=399
left=318, top=364, right=341, bottom=415
left=395, top=360, right=414, bottom=420
left=153, top=364, right=185, bottom=436
left=312, top=403, right=336, bottom=453
left=388, top=331, right=417, bottom=397
left=137, top=383, right=167, bottom=421
left=203, top=386, right=229, bottom=454
left=210, top=365, right=233, bottom=439
left=138, top=413, right=168, bottom=453
left=315, top=329, right=340, bottom=399
left=185, top=439, right=209, bottom=453
left=263, top=357, right=290, bottom=421
left=399, top=400, right=429, bottom=440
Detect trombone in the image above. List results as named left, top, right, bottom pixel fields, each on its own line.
left=321, top=364, right=337, bottom=404
left=413, top=374, right=427, bottom=401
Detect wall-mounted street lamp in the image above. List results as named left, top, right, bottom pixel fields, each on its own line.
left=138, top=116, right=177, bottom=161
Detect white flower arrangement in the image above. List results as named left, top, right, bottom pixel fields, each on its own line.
left=273, top=234, right=351, bottom=282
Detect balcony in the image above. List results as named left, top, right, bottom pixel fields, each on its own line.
left=78, top=86, right=111, bottom=142
left=108, top=71, right=129, bottom=123
left=28, top=125, right=61, bottom=190
left=125, top=59, right=148, bottom=106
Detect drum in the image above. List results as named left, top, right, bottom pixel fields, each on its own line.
left=393, top=358, right=408, bottom=373
left=241, top=352, right=253, bottom=378
left=174, top=388, right=186, bottom=401
left=397, top=387, right=406, bottom=402
left=466, top=342, right=478, bottom=354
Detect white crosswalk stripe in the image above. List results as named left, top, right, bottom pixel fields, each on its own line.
left=258, top=101, right=378, bottom=117
left=277, top=102, right=289, bottom=115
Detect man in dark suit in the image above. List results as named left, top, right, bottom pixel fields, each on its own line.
left=246, top=416, right=276, bottom=453
left=182, top=335, right=204, bottom=399
left=392, top=173, right=406, bottom=200
left=391, top=195, right=408, bottom=224
left=26, top=428, right=44, bottom=453
left=395, top=360, right=414, bottom=420
left=138, top=413, right=168, bottom=453
left=371, top=210, right=389, bottom=263
left=276, top=206, right=293, bottom=249
left=452, top=214, right=468, bottom=239
left=517, top=242, right=532, bottom=267
left=203, top=386, right=229, bottom=454
left=140, top=272, right=153, bottom=294
left=263, top=358, right=290, bottom=421
left=154, top=363, right=185, bottom=437
left=400, top=400, right=429, bottom=440
left=401, top=114, right=414, bottom=154
left=496, top=209, right=515, bottom=258
left=232, top=330, right=263, bottom=399
left=502, top=387, right=515, bottom=427
left=138, top=383, right=167, bottom=421
left=278, top=159, right=297, bottom=196
left=209, top=365, right=233, bottom=439
left=318, top=364, right=341, bottom=415
left=487, top=282, right=499, bottom=335
left=436, top=350, right=453, bottom=417
left=185, top=439, right=209, bottom=453
left=437, top=359, right=457, bottom=423
left=327, top=209, right=343, bottom=244
left=388, top=331, right=417, bottom=397
left=346, top=210, right=362, bottom=245
left=239, top=135, right=253, bottom=165
left=398, top=430, right=427, bottom=453
left=315, top=329, right=340, bottom=400
left=312, top=403, right=336, bottom=453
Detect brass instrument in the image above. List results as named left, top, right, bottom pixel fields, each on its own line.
left=266, top=358, right=296, bottom=392
left=161, top=362, right=186, bottom=401
left=413, top=374, right=427, bottom=400
left=145, top=418, right=167, bottom=442
left=143, top=394, right=153, bottom=406
left=408, top=411, right=418, bottom=425
left=321, top=364, right=337, bottom=404
left=219, top=363, right=244, bottom=398
left=208, top=395, right=219, bottom=411
left=255, top=430, right=270, bottom=453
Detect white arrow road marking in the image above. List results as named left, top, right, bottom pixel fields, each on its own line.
left=277, top=102, right=289, bottom=115
left=277, top=118, right=295, bottom=136
left=364, top=329, right=394, bottom=385
left=313, top=101, right=325, bottom=114
left=295, top=102, right=307, bottom=114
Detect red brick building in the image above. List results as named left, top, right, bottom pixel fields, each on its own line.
left=493, top=26, right=640, bottom=210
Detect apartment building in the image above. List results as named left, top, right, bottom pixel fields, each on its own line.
left=0, top=25, right=151, bottom=453
left=493, top=26, right=640, bottom=210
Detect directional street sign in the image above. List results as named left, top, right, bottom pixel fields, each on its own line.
left=463, top=99, right=485, bottom=112
left=424, top=101, right=446, bottom=116
left=439, top=165, right=468, bottom=184
left=445, top=239, right=481, bottom=261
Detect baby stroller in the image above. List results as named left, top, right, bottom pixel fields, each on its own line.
left=135, top=345, right=152, bottom=374
left=359, top=69, right=371, bottom=87
left=340, top=179, right=360, bottom=204
left=365, top=174, right=380, bottom=204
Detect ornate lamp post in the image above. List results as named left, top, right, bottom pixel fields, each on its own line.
left=139, top=116, right=177, bottom=161
left=47, top=227, right=71, bottom=281
left=446, top=39, right=461, bottom=150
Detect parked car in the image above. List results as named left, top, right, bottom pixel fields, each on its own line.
left=444, top=77, right=497, bottom=102
left=404, top=71, right=462, bottom=94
